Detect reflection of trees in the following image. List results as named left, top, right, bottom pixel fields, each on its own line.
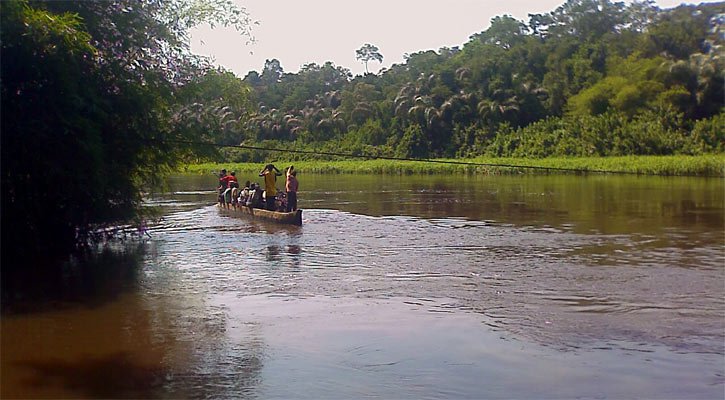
left=1, top=244, right=170, bottom=398
left=301, top=174, right=723, bottom=235
left=10, top=352, right=165, bottom=399
left=1, top=243, right=146, bottom=314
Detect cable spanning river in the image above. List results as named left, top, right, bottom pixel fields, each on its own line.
left=2, top=173, right=723, bottom=399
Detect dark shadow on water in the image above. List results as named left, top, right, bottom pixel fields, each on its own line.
left=287, top=244, right=301, bottom=256
left=1, top=242, right=147, bottom=315
left=15, top=352, right=164, bottom=399
left=265, top=245, right=281, bottom=261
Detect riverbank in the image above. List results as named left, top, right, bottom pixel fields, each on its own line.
left=181, top=154, right=725, bottom=177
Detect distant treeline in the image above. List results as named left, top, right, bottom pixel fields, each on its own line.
left=194, top=1, right=723, bottom=162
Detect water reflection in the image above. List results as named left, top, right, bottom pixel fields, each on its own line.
left=2, top=173, right=723, bottom=399
left=266, top=245, right=281, bottom=261
left=1, top=291, right=168, bottom=399
left=287, top=245, right=302, bottom=256
left=1, top=244, right=146, bottom=315
left=15, top=352, right=164, bottom=399
left=1, top=240, right=269, bottom=399
left=300, top=174, right=724, bottom=235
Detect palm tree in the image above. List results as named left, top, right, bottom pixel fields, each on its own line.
left=455, top=67, right=471, bottom=82
left=688, top=49, right=724, bottom=117
left=350, top=103, right=375, bottom=125
left=514, top=80, right=549, bottom=125
left=477, top=90, right=521, bottom=127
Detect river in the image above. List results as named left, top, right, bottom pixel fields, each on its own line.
left=2, top=173, right=723, bottom=399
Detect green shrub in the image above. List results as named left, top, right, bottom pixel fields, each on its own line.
left=690, top=113, right=725, bottom=153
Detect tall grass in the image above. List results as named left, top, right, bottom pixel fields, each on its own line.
left=181, top=155, right=724, bottom=177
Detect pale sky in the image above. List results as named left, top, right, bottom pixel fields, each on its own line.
left=190, top=0, right=717, bottom=78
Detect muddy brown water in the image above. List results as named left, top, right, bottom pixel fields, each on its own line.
left=2, top=173, right=723, bottom=399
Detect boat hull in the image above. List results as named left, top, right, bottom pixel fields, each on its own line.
left=221, top=206, right=302, bottom=226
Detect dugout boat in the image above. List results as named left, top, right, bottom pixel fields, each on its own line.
left=221, top=205, right=303, bottom=226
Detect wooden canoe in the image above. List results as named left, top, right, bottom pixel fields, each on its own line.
left=221, top=206, right=302, bottom=226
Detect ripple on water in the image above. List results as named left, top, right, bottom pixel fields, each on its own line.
left=138, top=205, right=725, bottom=358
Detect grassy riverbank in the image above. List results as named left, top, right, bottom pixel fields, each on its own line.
left=180, top=155, right=725, bottom=177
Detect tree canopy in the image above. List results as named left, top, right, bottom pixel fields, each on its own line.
left=0, top=0, right=254, bottom=267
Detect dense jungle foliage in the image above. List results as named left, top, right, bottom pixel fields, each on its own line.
left=219, top=1, right=723, bottom=162
left=0, top=0, right=253, bottom=267
left=1, top=0, right=723, bottom=268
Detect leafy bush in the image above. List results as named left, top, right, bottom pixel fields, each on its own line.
left=690, top=113, right=725, bottom=153
left=479, top=108, right=713, bottom=158
left=395, top=124, right=430, bottom=159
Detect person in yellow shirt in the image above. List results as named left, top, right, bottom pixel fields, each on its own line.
left=259, top=163, right=282, bottom=210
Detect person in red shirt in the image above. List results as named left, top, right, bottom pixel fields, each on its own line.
left=221, top=171, right=238, bottom=209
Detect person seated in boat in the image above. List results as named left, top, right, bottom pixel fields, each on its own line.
left=248, top=183, right=264, bottom=208
left=217, top=169, right=228, bottom=206
left=230, top=187, right=239, bottom=209
left=228, top=172, right=240, bottom=209
left=245, top=183, right=255, bottom=207
left=259, top=163, right=282, bottom=211
left=238, top=180, right=251, bottom=205
left=221, top=171, right=238, bottom=209
left=276, top=190, right=287, bottom=212
left=229, top=171, right=239, bottom=188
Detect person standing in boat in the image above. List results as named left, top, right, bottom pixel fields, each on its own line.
left=285, top=166, right=299, bottom=212
left=259, top=164, right=282, bottom=211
